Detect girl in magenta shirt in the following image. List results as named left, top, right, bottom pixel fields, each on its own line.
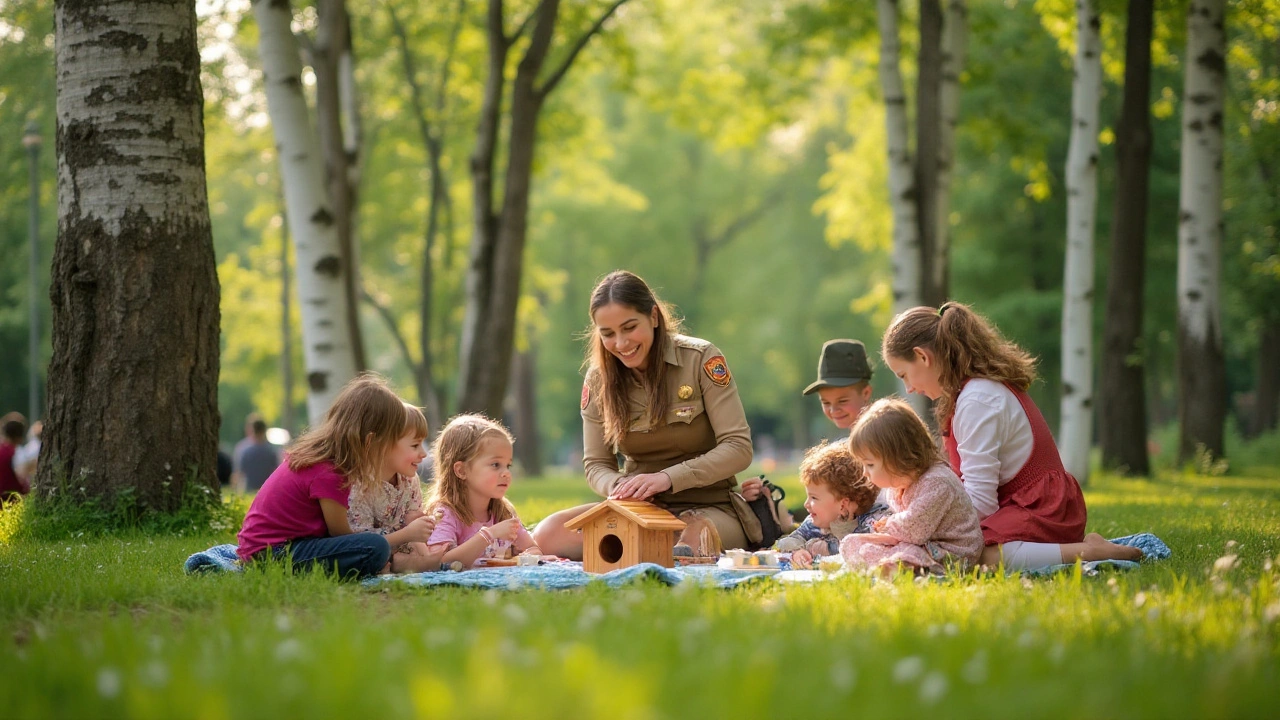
left=236, top=375, right=437, bottom=578
left=426, top=414, right=540, bottom=568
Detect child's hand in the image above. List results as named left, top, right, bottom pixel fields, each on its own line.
left=401, top=515, right=436, bottom=543
left=790, top=548, right=814, bottom=569
left=872, top=518, right=888, bottom=533
left=486, top=518, right=521, bottom=542
left=403, top=509, right=425, bottom=524
left=804, top=538, right=827, bottom=557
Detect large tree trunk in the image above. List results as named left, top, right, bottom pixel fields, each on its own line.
left=916, top=0, right=945, bottom=307
left=280, top=193, right=295, bottom=436
left=314, top=0, right=366, bottom=372
left=253, top=0, right=357, bottom=423
left=1254, top=319, right=1280, bottom=436
left=1099, top=0, right=1154, bottom=476
left=1176, top=0, right=1227, bottom=463
left=932, top=0, right=966, bottom=306
left=1059, top=0, right=1103, bottom=484
left=508, top=348, right=543, bottom=476
left=40, top=0, right=220, bottom=510
left=879, top=0, right=920, bottom=314
left=458, top=0, right=627, bottom=418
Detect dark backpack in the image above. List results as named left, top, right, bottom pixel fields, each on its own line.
left=747, top=477, right=786, bottom=550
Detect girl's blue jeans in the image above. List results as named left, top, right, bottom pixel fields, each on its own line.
left=272, top=532, right=391, bottom=579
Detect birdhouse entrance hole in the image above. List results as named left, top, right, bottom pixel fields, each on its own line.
left=599, top=534, right=624, bottom=563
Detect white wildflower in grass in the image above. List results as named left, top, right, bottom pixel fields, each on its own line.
left=1134, top=592, right=1148, bottom=608
left=1017, top=630, right=1037, bottom=648
left=829, top=659, right=856, bottom=693
left=577, top=605, right=605, bottom=633
left=140, top=660, right=169, bottom=687
left=274, top=638, right=303, bottom=661
left=962, top=650, right=988, bottom=684
left=503, top=603, right=528, bottom=626
left=943, top=622, right=959, bottom=636
left=1049, top=642, right=1067, bottom=665
left=1212, top=555, right=1239, bottom=575
left=893, top=656, right=924, bottom=684
left=96, top=667, right=121, bottom=698
left=483, top=590, right=499, bottom=607
left=1264, top=602, right=1280, bottom=625
left=275, top=613, right=292, bottom=633
left=919, top=671, right=948, bottom=705
left=424, top=628, right=452, bottom=647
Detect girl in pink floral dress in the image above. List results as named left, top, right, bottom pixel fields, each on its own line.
left=840, top=398, right=983, bottom=575
left=346, top=402, right=444, bottom=573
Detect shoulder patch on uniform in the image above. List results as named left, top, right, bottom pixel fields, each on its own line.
left=703, top=355, right=732, bottom=387
left=581, top=382, right=591, bottom=410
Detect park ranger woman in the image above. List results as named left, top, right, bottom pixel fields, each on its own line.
left=532, top=270, right=762, bottom=558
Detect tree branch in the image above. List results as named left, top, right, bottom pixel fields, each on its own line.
left=361, top=287, right=419, bottom=377
left=536, top=0, right=628, bottom=98
left=508, top=0, right=545, bottom=44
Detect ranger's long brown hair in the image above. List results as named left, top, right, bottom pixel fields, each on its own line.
left=583, top=270, right=684, bottom=447
left=287, top=373, right=416, bottom=491
left=881, top=302, right=1036, bottom=427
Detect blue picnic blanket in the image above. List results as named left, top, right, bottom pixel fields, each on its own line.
left=184, top=543, right=243, bottom=574
left=364, top=562, right=776, bottom=590
left=184, top=533, right=1171, bottom=584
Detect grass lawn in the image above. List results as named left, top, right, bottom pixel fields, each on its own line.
left=1, top=469, right=1278, bottom=719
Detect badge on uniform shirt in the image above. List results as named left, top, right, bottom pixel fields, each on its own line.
left=677, top=385, right=694, bottom=400
left=703, top=355, right=732, bottom=387
left=581, top=383, right=591, bottom=410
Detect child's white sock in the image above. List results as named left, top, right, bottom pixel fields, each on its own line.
left=1000, top=541, right=1062, bottom=570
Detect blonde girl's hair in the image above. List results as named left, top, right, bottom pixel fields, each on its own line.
left=847, top=398, right=944, bottom=481
left=798, top=440, right=879, bottom=516
left=426, top=414, right=517, bottom=526
left=287, top=373, right=414, bottom=490
left=880, top=301, right=1037, bottom=427
left=583, top=270, right=684, bottom=447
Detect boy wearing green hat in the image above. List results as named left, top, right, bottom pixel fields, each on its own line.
left=741, top=339, right=875, bottom=503
left=802, top=338, right=875, bottom=429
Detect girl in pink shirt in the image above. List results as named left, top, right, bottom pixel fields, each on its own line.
left=236, top=375, right=437, bottom=578
left=841, top=398, right=984, bottom=575
left=426, top=415, right=540, bottom=568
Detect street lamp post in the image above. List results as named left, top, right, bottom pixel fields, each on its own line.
left=22, top=121, right=41, bottom=422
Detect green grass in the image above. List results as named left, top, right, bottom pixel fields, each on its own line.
left=2, top=470, right=1279, bottom=719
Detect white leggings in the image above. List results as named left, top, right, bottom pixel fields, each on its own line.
left=999, top=541, right=1062, bottom=571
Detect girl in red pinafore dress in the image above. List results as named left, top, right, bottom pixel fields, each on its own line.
left=880, top=302, right=1142, bottom=570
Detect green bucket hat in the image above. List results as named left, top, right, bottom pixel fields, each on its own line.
left=802, top=339, right=872, bottom=395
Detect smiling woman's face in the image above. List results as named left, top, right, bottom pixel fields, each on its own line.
left=593, top=302, right=659, bottom=372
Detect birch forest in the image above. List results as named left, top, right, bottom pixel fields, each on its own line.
left=2, top=0, right=1279, bottom=502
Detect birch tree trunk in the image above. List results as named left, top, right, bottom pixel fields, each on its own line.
left=458, top=0, right=628, bottom=418
left=933, top=0, right=966, bottom=306
left=1099, top=0, right=1154, bottom=476
left=1176, top=0, right=1227, bottom=463
left=253, top=0, right=357, bottom=423
left=280, top=194, right=295, bottom=436
left=1058, top=0, right=1102, bottom=484
left=878, top=0, right=926, bottom=419
left=916, top=0, right=945, bottom=307
left=39, top=0, right=220, bottom=509
left=314, top=0, right=366, bottom=371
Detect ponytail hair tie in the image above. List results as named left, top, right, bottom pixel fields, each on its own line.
left=938, top=303, right=949, bottom=318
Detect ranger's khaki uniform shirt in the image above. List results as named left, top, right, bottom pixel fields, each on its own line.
left=581, top=335, right=761, bottom=545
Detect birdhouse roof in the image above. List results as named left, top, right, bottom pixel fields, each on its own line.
left=563, top=499, right=687, bottom=532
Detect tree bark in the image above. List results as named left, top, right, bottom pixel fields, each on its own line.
left=280, top=193, right=295, bottom=436
left=916, top=0, right=945, bottom=307
left=253, top=0, right=358, bottom=423
left=1059, top=0, right=1102, bottom=484
left=1176, top=0, right=1227, bottom=463
left=1254, top=319, right=1280, bottom=436
left=314, top=0, right=366, bottom=371
left=508, top=348, right=543, bottom=476
left=1099, top=0, right=1153, bottom=476
left=932, top=0, right=966, bottom=307
left=879, top=0, right=920, bottom=315
left=457, top=0, right=628, bottom=418
left=40, top=0, right=220, bottom=509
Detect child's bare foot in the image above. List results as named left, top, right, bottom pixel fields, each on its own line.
left=1076, top=533, right=1143, bottom=562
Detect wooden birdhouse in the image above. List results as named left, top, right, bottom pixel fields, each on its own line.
left=564, top=500, right=687, bottom=573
